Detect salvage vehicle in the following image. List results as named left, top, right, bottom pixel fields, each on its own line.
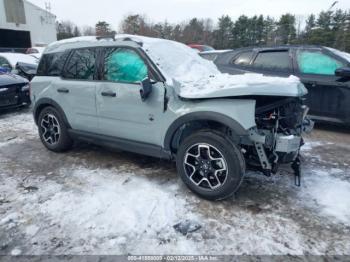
left=211, top=46, right=350, bottom=125
left=0, top=72, right=31, bottom=110
left=0, top=53, right=38, bottom=80
left=31, top=35, right=313, bottom=200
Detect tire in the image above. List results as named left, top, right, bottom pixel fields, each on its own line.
left=38, top=106, right=73, bottom=152
left=176, top=130, right=245, bottom=201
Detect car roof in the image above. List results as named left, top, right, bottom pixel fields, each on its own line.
left=0, top=53, right=39, bottom=66
left=45, top=36, right=143, bottom=54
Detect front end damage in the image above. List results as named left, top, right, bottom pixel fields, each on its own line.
left=244, top=97, right=314, bottom=185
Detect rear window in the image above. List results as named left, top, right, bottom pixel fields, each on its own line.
left=36, top=51, right=70, bottom=76
left=62, top=48, right=97, bottom=80
left=253, top=51, right=291, bottom=71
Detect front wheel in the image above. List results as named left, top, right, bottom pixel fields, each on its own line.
left=176, top=130, right=245, bottom=201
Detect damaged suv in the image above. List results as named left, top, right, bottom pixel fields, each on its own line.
left=31, top=35, right=313, bottom=200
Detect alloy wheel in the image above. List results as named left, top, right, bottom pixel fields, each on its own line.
left=40, top=113, right=61, bottom=145
left=183, top=143, right=228, bottom=190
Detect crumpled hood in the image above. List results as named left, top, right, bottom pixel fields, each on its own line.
left=174, top=73, right=308, bottom=99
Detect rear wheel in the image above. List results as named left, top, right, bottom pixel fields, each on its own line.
left=38, top=106, right=73, bottom=152
left=176, top=130, right=245, bottom=201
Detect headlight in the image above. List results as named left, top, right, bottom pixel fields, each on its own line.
left=21, top=84, right=30, bottom=91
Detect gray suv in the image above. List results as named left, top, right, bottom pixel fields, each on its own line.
left=31, top=35, right=313, bottom=200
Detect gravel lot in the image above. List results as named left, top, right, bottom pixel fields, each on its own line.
left=0, top=108, right=349, bottom=255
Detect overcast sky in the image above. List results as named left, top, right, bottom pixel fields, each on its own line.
left=28, top=0, right=350, bottom=30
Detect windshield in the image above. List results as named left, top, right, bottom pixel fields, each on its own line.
left=142, top=38, right=220, bottom=83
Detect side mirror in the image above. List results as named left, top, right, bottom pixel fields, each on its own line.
left=335, top=67, right=350, bottom=78
left=140, top=77, right=153, bottom=101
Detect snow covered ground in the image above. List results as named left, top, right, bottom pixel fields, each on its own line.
left=0, top=110, right=350, bottom=255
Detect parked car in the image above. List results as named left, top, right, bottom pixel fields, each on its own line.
left=0, top=53, right=38, bottom=80
left=26, top=47, right=46, bottom=59
left=188, top=44, right=215, bottom=52
left=200, top=50, right=232, bottom=61
left=212, top=46, right=350, bottom=125
left=0, top=72, right=31, bottom=110
left=31, top=35, right=313, bottom=200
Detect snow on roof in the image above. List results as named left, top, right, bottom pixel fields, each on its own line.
left=0, top=53, right=39, bottom=67
left=327, top=47, right=350, bottom=63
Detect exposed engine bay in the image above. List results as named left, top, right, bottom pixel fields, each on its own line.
left=243, top=96, right=314, bottom=185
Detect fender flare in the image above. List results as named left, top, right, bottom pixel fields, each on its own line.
left=163, top=111, right=249, bottom=151
left=33, top=98, right=71, bottom=128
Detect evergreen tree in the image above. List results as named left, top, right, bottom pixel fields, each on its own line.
left=213, top=15, right=233, bottom=49
left=276, top=14, right=296, bottom=44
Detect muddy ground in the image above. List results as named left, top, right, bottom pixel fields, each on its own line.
left=0, top=108, right=349, bottom=255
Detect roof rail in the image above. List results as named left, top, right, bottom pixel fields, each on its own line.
left=118, top=37, right=143, bottom=47
left=96, top=35, right=115, bottom=41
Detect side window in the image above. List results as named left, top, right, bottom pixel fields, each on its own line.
left=297, top=50, right=345, bottom=76
left=232, top=51, right=254, bottom=66
left=63, top=48, right=97, bottom=80
left=253, top=51, right=291, bottom=71
left=37, top=51, right=70, bottom=76
left=103, top=48, right=148, bottom=83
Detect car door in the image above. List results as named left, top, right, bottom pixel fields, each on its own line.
left=293, top=48, right=350, bottom=123
left=96, top=46, right=165, bottom=145
left=55, top=48, right=99, bottom=133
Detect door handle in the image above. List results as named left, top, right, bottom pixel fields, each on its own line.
left=101, top=91, right=116, bottom=97
left=57, top=88, right=69, bottom=93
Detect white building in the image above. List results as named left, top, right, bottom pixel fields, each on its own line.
left=0, top=0, right=57, bottom=48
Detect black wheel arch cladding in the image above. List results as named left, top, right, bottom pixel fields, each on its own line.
left=164, top=111, right=248, bottom=152
left=33, top=98, right=71, bottom=128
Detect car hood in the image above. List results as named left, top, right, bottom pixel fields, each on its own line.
left=0, top=72, right=28, bottom=86
left=174, top=73, right=308, bottom=99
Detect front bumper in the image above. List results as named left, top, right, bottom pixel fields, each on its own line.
left=0, top=90, right=31, bottom=109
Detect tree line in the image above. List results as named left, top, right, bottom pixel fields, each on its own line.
left=56, top=9, right=350, bottom=52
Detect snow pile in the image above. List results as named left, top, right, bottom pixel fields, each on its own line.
left=0, top=164, right=310, bottom=255
left=38, top=167, right=200, bottom=254
left=0, top=112, right=37, bottom=147
left=302, top=170, right=350, bottom=225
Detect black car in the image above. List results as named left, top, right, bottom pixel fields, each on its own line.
left=0, top=72, right=31, bottom=110
left=205, top=46, right=350, bottom=125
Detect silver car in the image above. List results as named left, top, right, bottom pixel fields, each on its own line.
left=31, top=35, right=313, bottom=200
